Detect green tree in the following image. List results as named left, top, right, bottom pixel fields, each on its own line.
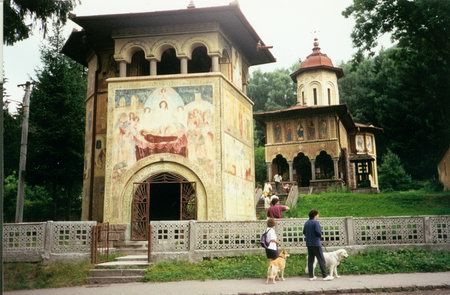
left=248, top=67, right=296, bottom=112
left=4, top=0, right=79, bottom=45
left=254, top=146, right=266, bottom=186
left=26, top=25, right=86, bottom=220
left=342, top=0, right=450, bottom=179
left=2, top=83, right=22, bottom=177
left=378, top=149, right=412, bottom=191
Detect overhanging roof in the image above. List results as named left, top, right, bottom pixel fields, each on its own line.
left=253, top=104, right=356, bottom=131
left=61, top=4, right=276, bottom=67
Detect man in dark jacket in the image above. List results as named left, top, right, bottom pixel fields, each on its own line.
left=303, top=209, right=333, bottom=281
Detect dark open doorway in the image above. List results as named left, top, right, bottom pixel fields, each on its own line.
left=150, top=183, right=181, bottom=220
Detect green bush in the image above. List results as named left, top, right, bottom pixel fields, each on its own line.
left=378, top=149, right=412, bottom=191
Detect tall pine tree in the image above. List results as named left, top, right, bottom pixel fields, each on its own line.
left=26, top=25, right=86, bottom=220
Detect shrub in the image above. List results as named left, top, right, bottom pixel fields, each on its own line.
left=378, top=149, right=412, bottom=191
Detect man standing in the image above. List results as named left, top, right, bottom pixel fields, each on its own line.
left=273, top=173, right=282, bottom=193
left=303, top=209, right=334, bottom=281
left=267, top=197, right=289, bottom=219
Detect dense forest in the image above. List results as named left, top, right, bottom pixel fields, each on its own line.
left=3, top=0, right=450, bottom=221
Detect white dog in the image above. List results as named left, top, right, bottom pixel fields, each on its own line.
left=305, top=249, right=349, bottom=278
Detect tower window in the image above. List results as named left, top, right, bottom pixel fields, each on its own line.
left=327, top=88, right=331, bottom=105
left=188, top=46, right=211, bottom=73
left=313, top=88, right=317, bottom=105
left=157, top=48, right=180, bottom=75
left=302, top=91, right=305, bottom=105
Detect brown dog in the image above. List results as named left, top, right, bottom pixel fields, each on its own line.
left=266, top=249, right=290, bottom=284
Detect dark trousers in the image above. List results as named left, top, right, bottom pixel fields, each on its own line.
left=307, top=246, right=328, bottom=278
left=275, top=182, right=281, bottom=193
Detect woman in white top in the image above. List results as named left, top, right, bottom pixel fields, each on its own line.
left=265, top=218, right=279, bottom=260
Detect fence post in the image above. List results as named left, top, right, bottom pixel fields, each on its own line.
left=189, top=221, right=196, bottom=261
left=424, top=216, right=432, bottom=244
left=345, top=217, right=354, bottom=246
left=43, top=221, right=53, bottom=260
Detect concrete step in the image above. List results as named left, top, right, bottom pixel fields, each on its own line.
left=114, top=241, right=147, bottom=249
left=89, top=268, right=146, bottom=277
left=87, top=276, right=144, bottom=284
left=115, top=249, right=148, bottom=256
left=95, top=260, right=150, bottom=269
left=115, top=255, right=147, bottom=262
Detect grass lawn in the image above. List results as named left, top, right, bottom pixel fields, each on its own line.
left=4, top=260, right=91, bottom=291
left=286, top=190, right=450, bottom=218
left=144, top=248, right=450, bottom=282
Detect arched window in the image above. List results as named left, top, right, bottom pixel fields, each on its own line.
left=188, top=46, right=211, bottom=73
left=327, top=88, right=331, bottom=105
left=313, top=88, right=318, bottom=105
left=127, top=50, right=149, bottom=77
left=157, top=48, right=180, bottom=75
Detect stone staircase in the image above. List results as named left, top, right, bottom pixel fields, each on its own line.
left=88, top=254, right=150, bottom=284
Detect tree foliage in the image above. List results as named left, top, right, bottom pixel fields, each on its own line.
left=254, top=146, right=266, bottom=186
left=24, top=26, right=86, bottom=220
left=341, top=0, right=450, bottom=179
left=4, top=0, right=78, bottom=45
left=248, top=67, right=296, bottom=112
left=378, top=149, right=412, bottom=191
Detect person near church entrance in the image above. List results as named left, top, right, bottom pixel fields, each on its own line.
left=303, top=209, right=334, bottom=281
left=263, top=182, right=273, bottom=196
left=274, top=173, right=282, bottom=193
left=267, top=197, right=289, bottom=219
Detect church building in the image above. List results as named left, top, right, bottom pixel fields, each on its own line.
left=254, top=39, right=381, bottom=192
left=62, top=2, right=275, bottom=240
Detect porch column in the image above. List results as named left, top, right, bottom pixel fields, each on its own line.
left=333, top=158, right=339, bottom=179
left=119, top=61, right=127, bottom=77
left=180, top=57, right=188, bottom=74
left=150, top=59, right=157, bottom=76
left=310, top=159, right=316, bottom=180
left=242, top=82, right=248, bottom=95
left=288, top=161, right=294, bottom=182
left=266, top=162, right=272, bottom=182
left=211, top=55, right=219, bottom=72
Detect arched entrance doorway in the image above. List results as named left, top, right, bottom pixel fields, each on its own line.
left=131, top=172, right=196, bottom=240
left=271, top=154, right=289, bottom=182
left=315, top=151, right=333, bottom=179
left=293, top=153, right=311, bottom=187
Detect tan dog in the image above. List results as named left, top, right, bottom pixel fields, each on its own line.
left=266, top=249, right=290, bottom=284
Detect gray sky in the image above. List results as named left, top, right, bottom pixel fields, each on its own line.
left=4, top=0, right=379, bottom=109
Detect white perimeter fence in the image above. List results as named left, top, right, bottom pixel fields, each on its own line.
left=3, top=217, right=450, bottom=262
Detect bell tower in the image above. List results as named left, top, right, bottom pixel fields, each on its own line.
left=290, top=38, right=344, bottom=106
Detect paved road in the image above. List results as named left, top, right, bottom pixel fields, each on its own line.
left=5, top=272, right=450, bottom=295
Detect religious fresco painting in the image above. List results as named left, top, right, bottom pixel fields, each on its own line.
left=223, top=90, right=252, bottom=143
left=285, top=121, right=293, bottom=142
left=223, top=133, right=254, bottom=217
left=273, top=122, right=282, bottom=142
left=319, top=119, right=328, bottom=139
left=296, top=120, right=304, bottom=140
left=111, top=85, right=214, bottom=179
left=356, top=135, right=365, bottom=152
left=307, top=120, right=316, bottom=140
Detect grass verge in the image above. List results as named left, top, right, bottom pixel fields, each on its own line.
left=5, top=260, right=91, bottom=291
left=143, top=248, right=450, bottom=282
left=286, top=190, right=450, bottom=218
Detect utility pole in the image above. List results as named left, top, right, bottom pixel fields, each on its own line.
left=15, top=81, right=33, bottom=223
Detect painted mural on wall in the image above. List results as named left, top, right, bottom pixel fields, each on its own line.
left=111, top=86, right=214, bottom=179
left=223, top=89, right=252, bottom=143
left=223, top=133, right=254, bottom=218
left=82, top=98, right=94, bottom=219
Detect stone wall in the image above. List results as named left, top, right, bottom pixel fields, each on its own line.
left=3, top=221, right=96, bottom=262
